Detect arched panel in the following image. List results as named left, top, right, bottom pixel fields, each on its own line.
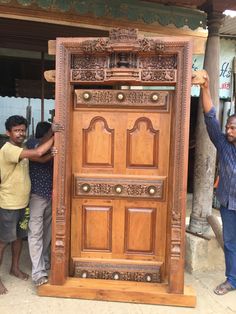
left=127, top=117, right=159, bottom=168
left=82, top=116, right=114, bottom=167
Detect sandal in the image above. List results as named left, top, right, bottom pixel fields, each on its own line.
left=214, top=281, right=235, bottom=295
left=34, top=276, right=48, bottom=287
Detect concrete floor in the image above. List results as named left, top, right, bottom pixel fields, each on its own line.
left=0, top=242, right=236, bottom=314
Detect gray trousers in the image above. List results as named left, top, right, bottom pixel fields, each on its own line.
left=28, top=193, right=52, bottom=282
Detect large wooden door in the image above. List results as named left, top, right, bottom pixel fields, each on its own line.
left=39, top=29, right=195, bottom=306
left=71, top=89, right=172, bottom=283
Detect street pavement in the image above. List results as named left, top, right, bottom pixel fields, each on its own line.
left=0, top=241, right=236, bottom=314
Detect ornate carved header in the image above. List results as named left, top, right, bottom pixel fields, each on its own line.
left=71, top=28, right=177, bottom=85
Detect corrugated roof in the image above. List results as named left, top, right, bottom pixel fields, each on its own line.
left=220, top=15, right=236, bottom=38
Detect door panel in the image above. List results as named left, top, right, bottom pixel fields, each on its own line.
left=82, top=205, right=112, bottom=251
left=125, top=206, right=156, bottom=254
left=71, top=89, right=172, bottom=283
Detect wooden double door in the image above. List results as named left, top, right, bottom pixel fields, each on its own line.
left=70, top=89, right=172, bottom=283
left=41, top=29, right=195, bottom=306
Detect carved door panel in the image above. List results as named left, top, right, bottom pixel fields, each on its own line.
left=70, top=89, right=172, bottom=283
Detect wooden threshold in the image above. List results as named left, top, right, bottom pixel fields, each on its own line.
left=38, top=277, right=196, bottom=307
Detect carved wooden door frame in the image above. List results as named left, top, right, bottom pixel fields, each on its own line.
left=50, top=30, right=192, bottom=295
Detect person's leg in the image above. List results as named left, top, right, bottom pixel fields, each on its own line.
left=0, top=208, right=21, bottom=294
left=220, top=206, right=236, bottom=287
left=214, top=206, right=236, bottom=295
left=28, top=194, right=48, bottom=284
left=42, top=200, right=52, bottom=270
left=0, top=240, right=8, bottom=294
left=10, top=238, right=29, bottom=280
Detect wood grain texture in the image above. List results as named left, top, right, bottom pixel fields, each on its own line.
left=38, top=278, right=196, bottom=307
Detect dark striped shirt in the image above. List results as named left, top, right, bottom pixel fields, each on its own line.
left=204, top=107, right=236, bottom=210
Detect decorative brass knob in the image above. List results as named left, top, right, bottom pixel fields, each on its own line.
left=151, top=94, right=159, bottom=101
left=148, top=186, right=156, bottom=195
left=114, top=185, right=123, bottom=194
left=117, top=93, right=124, bottom=101
left=81, top=184, right=90, bottom=193
left=113, top=273, right=120, bottom=280
left=83, top=92, right=91, bottom=100
left=146, top=275, right=152, bottom=282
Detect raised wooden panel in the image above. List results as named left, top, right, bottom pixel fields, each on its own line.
left=82, top=116, right=114, bottom=167
left=125, top=207, right=156, bottom=254
left=72, top=258, right=162, bottom=283
left=127, top=117, right=159, bottom=168
left=74, top=89, right=170, bottom=111
left=82, top=205, right=112, bottom=252
left=74, top=176, right=166, bottom=200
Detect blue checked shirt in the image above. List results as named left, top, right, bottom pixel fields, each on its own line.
left=204, top=107, right=236, bottom=211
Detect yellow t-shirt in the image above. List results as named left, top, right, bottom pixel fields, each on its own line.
left=0, top=142, right=31, bottom=210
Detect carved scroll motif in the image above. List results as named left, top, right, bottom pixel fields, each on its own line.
left=80, top=38, right=109, bottom=53
left=74, top=177, right=165, bottom=200
left=73, top=260, right=162, bottom=283
left=72, top=70, right=105, bottom=81
left=72, top=56, right=107, bottom=69
left=141, top=70, right=176, bottom=82
left=139, top=55, right=177, bottom=69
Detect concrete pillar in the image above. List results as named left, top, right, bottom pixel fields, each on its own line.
left=189, top=12, right=224, bottom=234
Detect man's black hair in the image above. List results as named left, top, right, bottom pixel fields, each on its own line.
left=228, top=114, right=236, bottom=121
left=5, top=115, right=28, bottom=132
left=35, top=121, right=51, bottom=139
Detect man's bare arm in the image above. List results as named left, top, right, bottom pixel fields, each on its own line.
left=40, top=121, right=64, bottom=144
left=192, top=70, right=213, bottom=113
left=28, top=153, right=52, bottom=163
left=19, top=137, right=54, bottom=160
left=27, top=146, right=57, bottom=163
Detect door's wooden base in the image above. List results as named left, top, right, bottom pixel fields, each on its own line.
left=38, top=277, right=196, bottom=307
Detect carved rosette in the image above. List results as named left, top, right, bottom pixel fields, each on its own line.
left=74, top=177, right=165, bottom=200
left=73, top=260, right=162, bottom=283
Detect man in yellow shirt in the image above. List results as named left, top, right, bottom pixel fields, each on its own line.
left=0, top=115, right=54, bottom=295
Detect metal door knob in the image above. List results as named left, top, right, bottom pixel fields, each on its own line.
left=117, top=93, right=124, bottom=101
left=151, top=94, right=159, bottom=101
left=114, top=185, right=123, bottom=194
left=81, top=184, right=90, bottom=192
left=83, top=92, right=91, bottom=100
left=148, top=186, right=156, bottom=195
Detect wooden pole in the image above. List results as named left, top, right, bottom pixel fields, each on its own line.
left=41, top=51, right=45, bottom=121
left=189, top=12, right=224, bottom=234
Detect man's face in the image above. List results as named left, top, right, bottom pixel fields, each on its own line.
left=225, top=117, right=236, bottom=145
left=6, top=124, right=26, bottom=146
